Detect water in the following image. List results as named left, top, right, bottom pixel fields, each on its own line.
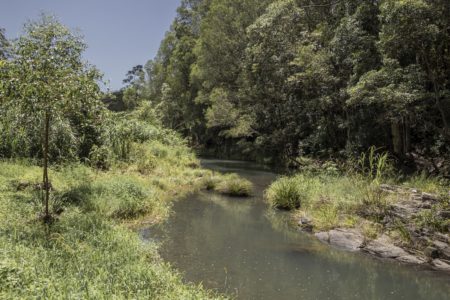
left=141, top=159, right=450, bottom=300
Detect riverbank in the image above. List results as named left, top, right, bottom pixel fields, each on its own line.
left=265, top=165, right=450, bottom=273
left=0, top=152, right=236, bottom=298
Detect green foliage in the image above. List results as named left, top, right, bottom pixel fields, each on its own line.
left=0, top=15, right=106, bottom=163
left=142, top=0, right=450, bottom=171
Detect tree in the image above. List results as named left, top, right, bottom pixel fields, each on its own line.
left=0, top=28, right=9, bottom=59
left=0, top=15, right=102, bottom=222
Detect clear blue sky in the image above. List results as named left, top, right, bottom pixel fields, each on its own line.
left=0, top=0, right=181, bottom=90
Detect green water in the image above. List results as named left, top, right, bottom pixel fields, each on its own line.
left=141, top=159, right=450, bottom=300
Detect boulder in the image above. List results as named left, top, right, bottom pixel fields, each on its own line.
left=363, top=235, right=408, bottom=259
left=315, top=232, right=329, bottom=243
left=422, top=192, right=439, bottom=202
left=431, top=259, right=450, bottom=272
left=315, top=228, right=364, bottom=252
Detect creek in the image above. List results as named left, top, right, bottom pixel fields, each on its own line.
left=141, top=159, right=450, bottom=300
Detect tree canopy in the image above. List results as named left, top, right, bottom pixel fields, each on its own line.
left=142, top=0, right=449, bottom=171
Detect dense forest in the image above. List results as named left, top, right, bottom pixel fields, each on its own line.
left=112, top=0, right=450, bottom=173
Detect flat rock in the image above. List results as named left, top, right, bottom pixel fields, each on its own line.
left=432, top=259, right=450, bottom=272
left=397, top=255, right=426, bottom=265
left=422, top=192, right=439, bottom=202
left=315, top=228, right=364, bottom=252
left=363, top=235, right=409, bottom=259
left=315, top=232, right=329, bottom=243
left=328, top=228, right=364, bottom=252
left=439, top=247, right=450, bottom=260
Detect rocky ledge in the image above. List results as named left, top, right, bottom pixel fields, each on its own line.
left=299, top=186, right=450, bottom=273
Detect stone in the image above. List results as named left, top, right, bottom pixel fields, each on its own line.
left=298, top=216, right=313, bottom=232
left=299, top=216, right=312, bottom=225
left=431, top=259, right=450, bottom=272
left=315, top=232, right=329, bottom=243
left=327, top=228, right=364, bottom=252
left=431, top=240, right=448, bottom=250
left=418, top=203, right=432, bottom=209
left=439, top=247, right=450, bottom=260
left=396, top=255, right=426, bottom=265
left=363, top=235, right=409, bottom=259
left=315, top=228, right=364, bottom=252
left=433, top=233, right=448, bottom=243
left=363, top=235, right=427, bottom=265
left=422, top=192, right=439, bottom=202
left=438, top=211, right=450, bottom=219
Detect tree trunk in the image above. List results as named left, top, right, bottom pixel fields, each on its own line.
left=391, top=120, right=403, bottom=156
left=43, top=111, right=50, bottom=222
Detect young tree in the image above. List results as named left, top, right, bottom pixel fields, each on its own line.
left=0, top=15, right=102, bottom=222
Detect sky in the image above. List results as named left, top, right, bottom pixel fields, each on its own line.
left=0, top=0, right=181, bottom=90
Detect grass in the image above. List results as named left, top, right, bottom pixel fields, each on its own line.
left=266, top=173, right=368, bottom=231
left=202, top=173, right=253, bottom=197
left=265, top=159, right=449, bottom=235
left=0, top=140, right=227, bottom=298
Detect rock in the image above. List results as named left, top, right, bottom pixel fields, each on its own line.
left=299, top=216, right=312, bottom=225
left=390, top=201, right=422, bottom=220
left=433, top=233, right=448, bottom=243
left=363, top=235, right=427, bottom=265
left=432, top=240, right=448, bottom=250
left=431, top=259, right=450, bottom=272
left=298, top=216, right=313, bottom=232
left=328, top=228, right=364, bottom=252
left=315, top=228, right=364, bottom=252
left=440, top=248, right=450, bottom=260
left=397, top=255, right=426, bottom=265
left=438, top=211, right=450, bottom=219
left=363, top=235, right=407, bottom=258
left=315, top=232, right=329, bottom=243
left=418, top=203, right=432, bottom=209
left=424, top=247, right=440, bottom=259
left=380, top=184, right=401, bottom=193
left=422, top=192, right=439, bottom=202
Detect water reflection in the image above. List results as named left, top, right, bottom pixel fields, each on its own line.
left=141, top=159, right=450, bottom=300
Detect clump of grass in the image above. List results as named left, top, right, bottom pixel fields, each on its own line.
left=265, top=176, right=304, bottom=210
left=202, top=175, right=222, bottom=191
left=215, top=174, right=253, bottom=197
left=266, top=172, right=369, bottom=230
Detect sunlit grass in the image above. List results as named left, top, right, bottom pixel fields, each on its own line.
left=0, top=139, right=227, bottom=299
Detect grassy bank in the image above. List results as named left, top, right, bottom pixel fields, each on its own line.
left=0, top=156, right=229, bottom=298
left=0, top=106, right=237, bottom=298
left=265, top=156, right=449, bottom=238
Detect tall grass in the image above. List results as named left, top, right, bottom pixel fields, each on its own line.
left=201, top=173, right=253, bottom=197
left=265, top=147, right=449, bottom=233
left=0, top=132, right=225, bottom=299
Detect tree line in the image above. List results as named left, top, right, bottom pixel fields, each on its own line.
left=121, top=0, right=449, bottom=173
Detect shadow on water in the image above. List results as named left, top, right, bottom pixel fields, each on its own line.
left=140, top=159, right=450, bottom=300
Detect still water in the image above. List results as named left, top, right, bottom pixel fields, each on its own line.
left=141, top=159, right=450, bottom=300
